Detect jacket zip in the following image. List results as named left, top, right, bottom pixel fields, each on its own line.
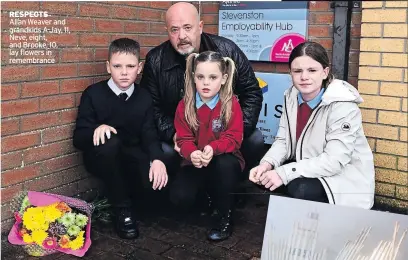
left=298, top=105, right=336, bottom=204
left=284, top=97, right=293, bottom=160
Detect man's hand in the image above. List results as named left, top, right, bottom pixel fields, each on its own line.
left=149, top=160, right=168, bottom=190
left=259, top=170, right=283, bottom=191
left=249, top=162, right=272, bottom=184
left=201, top=145, right=213, bottom=167
left=191, top=150, right=203, bottom=168
left=173, top=132, right=181, bottom=153
left=93, top=124, right=117, bottom=146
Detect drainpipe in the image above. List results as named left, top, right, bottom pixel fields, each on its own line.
left=331, top=1, right=357, bottom=81
left=198, top=1, right=201, bottom=17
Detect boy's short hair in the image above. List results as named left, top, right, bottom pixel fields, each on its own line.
left=108, top=38, right=140, bottom=61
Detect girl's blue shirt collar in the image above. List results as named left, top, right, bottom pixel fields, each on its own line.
left=196, top=92, right=220, bottom=109
left=298, top=88, right=325, bottom=109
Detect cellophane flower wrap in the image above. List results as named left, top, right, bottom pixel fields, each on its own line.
left=8, top=191, right=94, bottom=257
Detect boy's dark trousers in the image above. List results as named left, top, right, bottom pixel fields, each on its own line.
left=82, top=135, right=152, bottom=207
left=169, top=153, right=242, bottom=215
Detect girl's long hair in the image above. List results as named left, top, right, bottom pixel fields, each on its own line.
left=183, top=51, right=236, bottom=131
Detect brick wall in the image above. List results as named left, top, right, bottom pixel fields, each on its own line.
left=357, top=1, right=408, bottom=211
left=1, top=1, right=171, bottom=232
left=1, top=1, right=362, bottom=231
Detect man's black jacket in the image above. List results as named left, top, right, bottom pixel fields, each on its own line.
left=140, top=32, right=263, bottom=143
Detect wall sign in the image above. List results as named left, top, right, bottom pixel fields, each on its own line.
left=255, top=72, right=292, bottom=144
left=219, top=1, right=308, bottom=62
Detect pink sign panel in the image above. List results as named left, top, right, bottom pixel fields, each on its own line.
left=270, top=33, right=306, bottom=62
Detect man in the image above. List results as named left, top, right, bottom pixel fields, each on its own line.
left=140, top=2, right=264, bottom=179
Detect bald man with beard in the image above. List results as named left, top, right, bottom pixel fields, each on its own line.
left=140, top=2, right=264, bottom=241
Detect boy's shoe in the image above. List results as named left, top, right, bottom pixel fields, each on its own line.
left=207, top=209, right=233, bottom=241
left=114, top=206, right=139, bottom=239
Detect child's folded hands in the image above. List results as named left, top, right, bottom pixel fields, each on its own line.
left=190, top=146, right=214, bottom=168
left=201, top=145, right=214, bottom=167
left=191, top=150, right=203, bottom=168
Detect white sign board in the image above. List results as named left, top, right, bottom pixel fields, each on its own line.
left=255, top=72, right=292, bottom=144
left=262, top=196, right=408, bottom=260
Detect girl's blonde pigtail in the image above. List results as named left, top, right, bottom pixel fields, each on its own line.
left=184, top=53, right=199, bottom=131
left=219, top=57, right=236, bottom=128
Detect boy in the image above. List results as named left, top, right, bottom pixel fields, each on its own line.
left=73, top=38, right=168, bottom=239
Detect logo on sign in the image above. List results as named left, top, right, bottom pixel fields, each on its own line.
left=270, top=33, right=305, bottom=62
left=281, top=39, right=295, bottom=53
left=257, top=77, right=268, bottom=94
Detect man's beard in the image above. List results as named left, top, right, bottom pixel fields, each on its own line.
left=177, top=43, right=195, bottom=56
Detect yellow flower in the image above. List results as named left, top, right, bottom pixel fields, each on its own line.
left=69, top=231, right=85, bottom=250
left=31, top=230, right=48, bottom=246
left=43, top=204, right=63, bottom=223
left=23, top=207, right=48, bottom=231
left=22, top=234, right=34, bottom=243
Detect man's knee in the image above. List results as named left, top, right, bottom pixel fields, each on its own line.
left=241, top=129, right=265, bottom=168
left=244, top=128, right=264, bottom=148
left=161, top=142, right=181, bottom=175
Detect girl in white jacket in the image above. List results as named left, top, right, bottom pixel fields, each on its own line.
left=249, top=42, right=375, bottom=209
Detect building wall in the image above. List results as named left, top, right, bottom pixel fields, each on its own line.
left=358, top=1, right=408, bottom=210
left=1, top=1, right=172, bottom=232
left=202, top=1, right=362, bottom=86
left=0, top=1, right=363, bottom=231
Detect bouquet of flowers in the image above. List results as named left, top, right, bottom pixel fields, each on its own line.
left=8, top=191, right=93, bottom=257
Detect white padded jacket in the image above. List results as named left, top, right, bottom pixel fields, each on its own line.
left=261, top=79, right=375, bottom=209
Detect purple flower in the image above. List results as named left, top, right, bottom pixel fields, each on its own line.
left=48, top=222, right=66, bottom=236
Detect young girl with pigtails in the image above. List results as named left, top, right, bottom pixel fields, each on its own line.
left=170, top=51, right=244, bottom=241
